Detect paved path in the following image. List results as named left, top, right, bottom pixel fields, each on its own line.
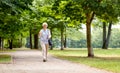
left=0, top=50, right=112, bottom=73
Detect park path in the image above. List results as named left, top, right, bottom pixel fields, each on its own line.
left=0, top=50, right=112, bottom=73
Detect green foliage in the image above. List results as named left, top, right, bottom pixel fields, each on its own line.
left=66, top=28, right=85, bottom=40
left=0, top=0, right=34, bottom=38
left=109, top=28, right=120, bottom=48
left=52, top=27, right=120, bottom=48
left=92, top=27, right=120, bottom=48
left=92, top=27, right=103, bottom=48
left=52, top=28, right=86, bottom=48
left=52, top=0, right=120, bottom=27
left=96, top=0, right=120, bottom=22
left=0, top=14, right=22, bottom=38
left=12, top=39, right=21, bottom=48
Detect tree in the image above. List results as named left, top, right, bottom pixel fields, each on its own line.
left=1, top=15, right=23, bottom=49
left=102, top=22, right=112, bottom=49
left=52, top=0, right=120, bottom=57
left=96, top=0, right=120, bottom=49
left=102, top=22, right=107, bottom=49
left=0, top=37, right=1, bottom=49
left=53, top=0, right=99, bottom=57
left=64, top=28, right=67, bottom=48
left=0, top=0, right=33, bottom=49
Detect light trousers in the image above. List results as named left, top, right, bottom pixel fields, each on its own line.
left=40, top=41, right=48, bottom=60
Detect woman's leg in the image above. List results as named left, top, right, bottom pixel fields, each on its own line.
left=45, top=44, right=49, bottom=60
left=40, top=42, right=46, bottom=61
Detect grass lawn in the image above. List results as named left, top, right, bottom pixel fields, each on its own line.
left=0, top=55, right=12, bottom=63
left=49, top=49, right=120, bottom=73
left=0, top=49, right=14, bottom=63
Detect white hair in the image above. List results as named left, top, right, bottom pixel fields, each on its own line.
left=42, top=22, right=48, bottom=27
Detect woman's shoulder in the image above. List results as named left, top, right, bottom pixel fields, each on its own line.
left=47, top=29, right=50, bottom=31
left=46, top=29, right=50, bottom=32
left=40, top=29, right=43, bottom=32
left=40, top=29, right=50, bottom=32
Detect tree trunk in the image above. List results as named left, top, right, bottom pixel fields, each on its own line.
left=30, top=29, right=32, bottom=49
left=50, top=28, right=53, bottom=50
left=102, top=22, right=107, bottom=49
left=64, top=28, right=67, bottom=48
left=61, top=28, right=64, bottom=50
left=20, top=34, right=23, bottom=48
left=2, top=38, right=4, bottom=49
left=86, top=12, right=94, bottom=57
left=34, top=34, right=38, bottom=49
left=8, top=39, right=13, bottom=49
left=20, top=38, right=22, bottom=48
left=103, top=22, right=112, bottom=49
left=0, top=37, right=1, bottom=49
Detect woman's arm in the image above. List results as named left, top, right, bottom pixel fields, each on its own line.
left=48, top=29, right=51, bottom=39
left=38, top=30, right=41, bottom=38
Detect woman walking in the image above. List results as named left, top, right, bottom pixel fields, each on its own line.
left=39, top=22, right=51, bottom=62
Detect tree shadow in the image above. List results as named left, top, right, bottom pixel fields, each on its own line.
left=94, top=56, right=120, bottom=61
left=58, top=55, right=120, bottom=61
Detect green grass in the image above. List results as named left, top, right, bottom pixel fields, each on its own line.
left=0, top=49, right=17, bottom=53
left=0, top=49, right=14, bottom=63
left=0, top=55, right=12, bottom=63
left=49, top=49, right=120, bottom=73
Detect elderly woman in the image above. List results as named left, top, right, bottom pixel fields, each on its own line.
left=39, top=22, right=51, bottom=62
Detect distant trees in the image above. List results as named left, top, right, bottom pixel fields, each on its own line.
left=0, top=0, right=33, bottom=49
left=52, top=27, right=120, bottom=48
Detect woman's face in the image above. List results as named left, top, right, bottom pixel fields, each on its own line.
left=43, top=25, right=47, bottom=29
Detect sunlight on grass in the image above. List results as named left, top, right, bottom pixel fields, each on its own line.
left=49, top=49, right=120, bottom=73
left=0, top=48, right=31, bottom=52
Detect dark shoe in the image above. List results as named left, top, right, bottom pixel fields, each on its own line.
left=43, top=59, right=46, bottom=62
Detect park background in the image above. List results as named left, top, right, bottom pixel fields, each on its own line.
left=0, top=0, right=120, bottom=73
